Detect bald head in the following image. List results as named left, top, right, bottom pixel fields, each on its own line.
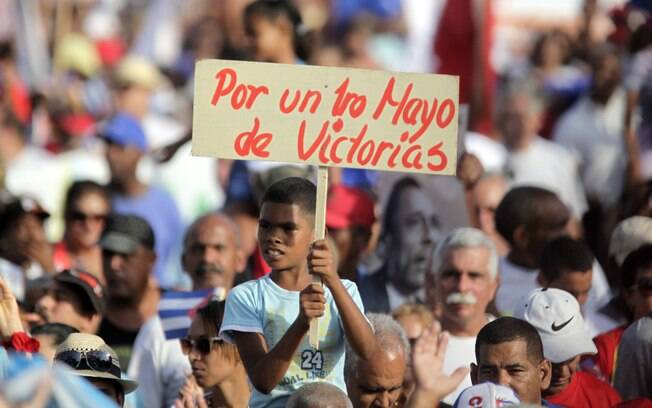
left=182, top=212, right=245, bottom=291
left=346, top=314, right=409, bottom=408
left=472, top=174, right=508, bottom=232
left=287, top=382, right=353, bottom=408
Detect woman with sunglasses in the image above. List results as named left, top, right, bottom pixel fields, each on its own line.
left=176, top=300, right=250, bottom=408
left=54, top=180, right=110, bottom=281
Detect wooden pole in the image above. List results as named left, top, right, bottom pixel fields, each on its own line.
left=309, top=166, right=328, bottom=349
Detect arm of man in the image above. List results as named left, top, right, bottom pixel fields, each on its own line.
left=309, top=240, right=376, bottom=360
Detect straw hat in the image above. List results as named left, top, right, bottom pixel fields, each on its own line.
left=54, top=333, right=138, bottom=394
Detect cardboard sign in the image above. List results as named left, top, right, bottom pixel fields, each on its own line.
left=192, top=59, right=459, bottom=175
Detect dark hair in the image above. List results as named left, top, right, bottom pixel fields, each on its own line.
left=30, top=323, right=79, bottom=346
left=540, top=236, right=594, bottom=282
left=64, top=180, right=111, bottom=220
left=476, top=317, right=544, bottom=364
left=260, top=177, right=316, bottom=217
left=530, top=30, right=572, bottom=68
left=196, top=300, right=239, bottom=362
left=495, top=186, right=569, bottom=245
left=57, top=281, right=97, bottom=317
left=382, top=177, right=422, bottom=238
left=621, top=244, right=652, bottom=289
left=244, top=0, right=312, bottom=61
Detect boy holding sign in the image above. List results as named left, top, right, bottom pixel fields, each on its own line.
left=220, top=177, right=375, bottom=407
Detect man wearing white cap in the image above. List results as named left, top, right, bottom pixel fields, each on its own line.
left=515, top=288, right=622, bottom=407
left=453, top=383, right=521, bottom=407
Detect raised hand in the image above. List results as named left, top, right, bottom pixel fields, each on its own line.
left=407, top=328, right=469, bottom=408
left=173, top=375, right=208, bottom=408
left=0, top=276, right=23, bottom=337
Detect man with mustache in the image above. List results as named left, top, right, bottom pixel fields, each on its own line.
left=424, top=227, right=499, bottom=405
left=128, top=212, right=246, bottom=408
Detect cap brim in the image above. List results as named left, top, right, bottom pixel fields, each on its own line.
left=54, top=275, right=104, bottom=315
left=540, top=331, right=597, bottom=363
left=100, top=232, right=139, bottom=254
left=73, top=369, right=138, bottom=394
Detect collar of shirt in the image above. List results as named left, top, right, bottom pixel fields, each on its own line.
left=386, top=282, right=424, bottom=311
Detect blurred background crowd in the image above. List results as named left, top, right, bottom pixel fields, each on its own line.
left=0, top=0, right=652, bottom=407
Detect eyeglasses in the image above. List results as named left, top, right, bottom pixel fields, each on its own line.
left=631, top=277, right=652, bottom=294
left=70, top=211, right=107, bottom=223
left=55, top=350, right=121, bottom=378
left=180, top=336, right=223, bottom=355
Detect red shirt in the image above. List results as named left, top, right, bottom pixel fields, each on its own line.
left=581, top=325, right=627, bottom=383
left=53, top=241, right=72, bottom=272
left=546, top=371, right=622, bottom=408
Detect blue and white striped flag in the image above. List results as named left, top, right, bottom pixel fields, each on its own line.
left=158, top=288, right=226, bottom=340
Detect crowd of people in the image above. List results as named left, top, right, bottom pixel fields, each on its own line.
left=1, top=0, right=652, bottom=407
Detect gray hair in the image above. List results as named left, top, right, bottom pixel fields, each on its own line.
left=287, top=382, right=353, bottom=408
left=344, top=313, right=410, bottom=381
left=497, top=78, right=546, bottom=116
left=429, top=227, right=499, bottom=280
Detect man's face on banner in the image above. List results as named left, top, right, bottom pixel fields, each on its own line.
left=388, top=186, right=441, bottom=293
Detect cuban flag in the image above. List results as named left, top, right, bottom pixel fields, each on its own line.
left=158, top=288, right=226, bottom=339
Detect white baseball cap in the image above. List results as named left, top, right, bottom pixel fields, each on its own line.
left=453, top=383, right=520, bottom=407
left=609, top=216, right=652, bottom=266
left=514, top=288, right=597, bottom=363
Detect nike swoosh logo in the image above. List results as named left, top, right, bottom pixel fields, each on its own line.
left=551, top=316, right=574, bottom=331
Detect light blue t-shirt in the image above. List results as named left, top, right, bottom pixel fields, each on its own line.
left=220, top=275, right=364, bottom=408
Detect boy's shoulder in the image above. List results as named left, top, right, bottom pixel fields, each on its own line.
left=226, top=276, right=269, bottom=303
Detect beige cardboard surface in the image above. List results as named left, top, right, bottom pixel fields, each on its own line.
left=192, top=59, right=459, bottom=175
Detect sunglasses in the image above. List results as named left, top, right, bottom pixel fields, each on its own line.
left=631, top=277, right=652, bottom=294
left=70, top=211, right=107, bottom=223
left=55, top=350, right=121, bottom=378
left=180, top=336, right=222, bottom=355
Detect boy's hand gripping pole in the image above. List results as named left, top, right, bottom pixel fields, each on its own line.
left=310, top=166, right=328, bottom=349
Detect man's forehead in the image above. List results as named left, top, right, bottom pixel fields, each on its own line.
left=360, top=350, right=406, bottom=375
left=478, top=340, right=530, bottom=364
left=194, top=219, right=235, bottom=241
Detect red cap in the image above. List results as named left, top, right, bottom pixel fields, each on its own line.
left=326, top=185, right=375, bottom=229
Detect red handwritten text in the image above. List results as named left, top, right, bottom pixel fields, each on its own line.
left=211, top=68, right=269, bottom=109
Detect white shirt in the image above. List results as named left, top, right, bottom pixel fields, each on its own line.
left=553, top=91, right=627, bottom=207
left=385, top=283, right=425, bottom=312
left=505, top=136, right=588, bottom=218
left=441, top=334, right=476, bottom=405
left=495, top=258, right=538, bottom=315
left=5, top=146, right=65, bottom=239
left=0, top=257, right=25, bottom=301
left=402, top=0, right=444, bottom=73
left=441, top=315, right=496, bottom=405
left=128, top=315, right=191, bottom=408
